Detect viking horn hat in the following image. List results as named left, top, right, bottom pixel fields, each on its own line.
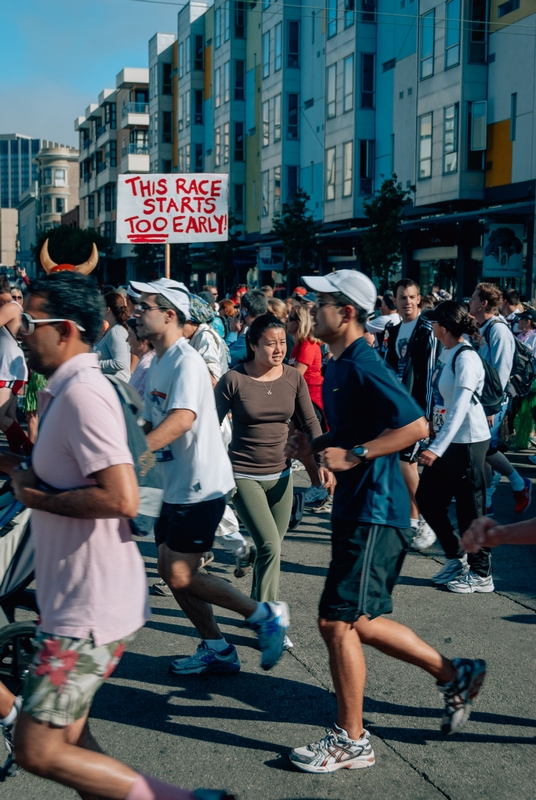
left=40, top=238, right=99, bottom=275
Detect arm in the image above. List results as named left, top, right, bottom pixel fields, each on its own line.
left=98, top=326, right=131, bottom=376
left=424, top=323, right=438, bottom=420
left=214, top=374, right=233, bottom=425
left=323, top=416, right=428, bottom=471
left=461, top=515, right=536, bottom=552
left=294, top=362, right=308, bottom=376
left=145, top=408, right=196, bottom=451
left=0, top=453, right=25, bottom=475
left=0, top=301, right=21, bottom=329
left=426, top=386, right=476, bottom=458
left=488, top=324, right=515, bottom=391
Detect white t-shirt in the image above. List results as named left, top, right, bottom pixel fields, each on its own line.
left=189, top=323, right=229, bottom=380
left=143, top=337, right=234, bottom=504
left=366, top=312, right=401, bottom=336
left=395, top=315, right=419, bottom=379
left=428, top=343, right=490, bottom=457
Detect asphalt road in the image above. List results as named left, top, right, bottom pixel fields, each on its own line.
left=2, top=459, right=535, bottom=800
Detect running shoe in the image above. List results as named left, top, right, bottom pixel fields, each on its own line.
left=1, top=724, right=17, bottom=778
left=447, top=571, right=494, bottom=594
left=151, top=579, right=173, bottom=597
left=411, top=519, right=437, bottom=551
left=438, top=657, right=486, bottom=735
left=289, top=726, right=375, bottom=773
left=252, top=601, right=289, bottom=670
left=304, top=486, right=329, bottom=506
left=170, top=642, right=241, bottom=675
left=234, top=544, right=256, bottom=578
left=432, top=556, right=468, bottom=585
left=311, top=495, right=333, bottom=514
left=291, top=459, right=306, bottom=472
left=513, top=477, right=532, bottom=514
left=283, top=634, right=294, bottom=651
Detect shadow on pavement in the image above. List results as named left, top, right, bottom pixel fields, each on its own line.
left=363, top=697, right=536, bottom=728
left=369, top=725, right=536, bottom=745
left=502, top=614, right=536, bottom=624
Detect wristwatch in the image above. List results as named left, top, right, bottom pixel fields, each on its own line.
left=351, top=445, right=369, bottom=461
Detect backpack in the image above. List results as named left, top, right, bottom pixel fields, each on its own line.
left=106, top=376, right=163, bottom=537
left=484, top=319, right=536, bottom=399
left=452, top=344, right=503, bottom=416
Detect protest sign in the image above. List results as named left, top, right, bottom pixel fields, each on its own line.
left=116, top=173, right=229, bottom=244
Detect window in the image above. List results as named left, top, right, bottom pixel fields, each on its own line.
left=261, top=170, right=269, bottom=216
left=469, top=0, right=487, bottom=63
left=224, top=122, right=230, bottom=163
left=224, top=61, right=230, bottom=103
left=443, top=104, right=458, bottom=173
left=88, top=194, right=95, bottom=218
left=262, top=101, right=270, bottom=146
left=361, top=54, right=374, bottom=108
left=43, top=197, right=52, bottom=214
left=445, top=0, right=460, bottom=68
left=178, top=95, right=184, bottom=131
left=106, top=140, right=116, bottom=167
left=234, top=122, right=245, bottom=161
left=215, top=6, right=221, bottom=47
left=262, top=32, right=270, bottom=78
left=312, top=10, right=316, bottom=42
left=186, top=37, right=191, bottom=73
left=55, top=197, right=65, bottom=214
left=361, top=0, right=376, bottom=22
left=195, top=143, right=203, bottom=172
left=105, top=184, right=112, bottom=212
left=418, top=113, right=432, bottom=179
left=215, top=67, right=222, bottom=108
left=162, top=111, right=173, bottom=143
left=179, top=42, right=184, bottom=78
left=383, top=58, right=396, bottom=72
left=343, top=141, right=353, bottom=196
left=287, top=21, right=300, bottom=68
left=224, top=0, right=230, bottom=41
left=195, top=89, right=204, bottom=124
left=343, top=55, right=354, bottom=112
left=511, top=93, right=517, bottom=141
left=287, top=166, right=298, bottom=200
left=54, top=169, right=66, bottom=187
left=327, top=0, right=337, bottom=38
left=359, top=140, right=373, bottom=193
left=194, top=35, right=204, bottom=70
left=104, top=102, right=116, bottom=129
left=43, top=168, right=52, bottom=185
left=326, top=65, right=336, bottom=119
left=162, top=63, right=172, bottom=94
left=274, top=23, right=282, bottom=71
left=235, top=60, right=245, bottom=100
left=274, top=166, right=281, bottom=214
left=185, top=143, right=190, bottom=172
left=185, top=90, right=191, bottom=126
left=215, top=127, right=221, bottom=166
left=498, top=0, right=520, bottom=16
left=274, top=94, right=281, bottom=141
left=287, top=93, right=299, bottom=139
left=326, top=147, right=336, bottom=200
left=420, top=10, right=434, bottom=78
left=470, top=100, right=487, bottom=150
left=235, top=1, right=245, bottom=38
left=345, top=0, right=355, bottom=27
left=234, top=184, right=244, bottom=222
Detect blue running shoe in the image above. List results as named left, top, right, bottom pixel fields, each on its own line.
left=438, top=657, right=486, bottom=735
left=170, top=642, right=241, bottom=675
left=253, top=601, right=290, bottom=670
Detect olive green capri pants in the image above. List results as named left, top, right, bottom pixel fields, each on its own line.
left=233, top=473, right=293, bottom=602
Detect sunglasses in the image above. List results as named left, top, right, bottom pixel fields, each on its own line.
left=19, top=312, right=86, bottom=336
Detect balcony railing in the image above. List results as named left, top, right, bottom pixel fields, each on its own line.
left=82, top=139, right=91, bottom=150
left=122, top=102, right=149, bottom=116
left=96, top=125, right=107, bottom=139
left=97, top=161, right=108, bottom=173
left=122, top=144, right=149, bottom=156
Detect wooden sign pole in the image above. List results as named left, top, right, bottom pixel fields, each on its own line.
left=164, top=243, right=171, bottom=279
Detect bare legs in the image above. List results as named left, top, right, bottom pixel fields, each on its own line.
left=0, top=681, right=16, bottom=719
left=400, top=460, right=420, bottom=520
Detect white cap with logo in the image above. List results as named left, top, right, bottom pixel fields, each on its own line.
left=301, top=269, right=377, bottom=314
left=129, top=278, right=191, bottom=320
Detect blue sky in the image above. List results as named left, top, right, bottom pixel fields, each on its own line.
left=0, top=0, right=179, bottom=146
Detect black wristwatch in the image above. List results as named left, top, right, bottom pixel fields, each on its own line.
left=351, top=445, right=369, bottom=461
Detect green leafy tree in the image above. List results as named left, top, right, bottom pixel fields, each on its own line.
left=33, top=226, right=112, bottom=275
left=360, top=175, right=412, bottom=288
left=207, top=213, right=243, bottom=287
left=271, top=188, right=321, bottom=279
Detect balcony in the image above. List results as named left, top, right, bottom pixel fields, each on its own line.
left=122, top=102, right=149, bottom=115
left=97, top=161, right=108, bottom=173
left=122, top=144, right=149, bottom=156
left=82, top=139, right=92, bottom=150
left=121, top=102, right=150, bottom=129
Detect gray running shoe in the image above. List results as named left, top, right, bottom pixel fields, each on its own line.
left=234, top=545, right=256, bottom=578
left=151, top=579, right=173, bottom=597
left=438, top=657, right=486, bottom=735
left=432, top=556, right=468, bottom=585
left=289, top=726, right=375, bottom=773
left=170, top=642, right=241, bottom=675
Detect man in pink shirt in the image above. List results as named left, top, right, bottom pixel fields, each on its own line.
left=0, top=273, right=231, bottom=800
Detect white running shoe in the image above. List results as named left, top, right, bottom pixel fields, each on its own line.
left=311, top=495, right=333, bottom=514
left=304, top=485, right=329, bottom=506
left=447, top=571, right=495, bottom=594
left=289, top=726, right=375, bottom=773
left=412, top=519, right=437, bottom=551
left=252, top=601, right=290, bottom=670
left=283, top=634, right=294, bottom=650
left=432, top=556, right=468, bottom=585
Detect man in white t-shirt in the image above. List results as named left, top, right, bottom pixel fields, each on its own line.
left=365, top=291, right=401, bottom=354
left=131, top=279, right=289, bottom=676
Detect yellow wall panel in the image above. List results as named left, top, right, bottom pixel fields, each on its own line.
left=485, top=120, right=512, bottom=188
left=204, top=46, right=211, bottom=99
left=489, top=0, right=536, bottom=31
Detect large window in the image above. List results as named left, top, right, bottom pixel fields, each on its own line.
left=420, top=10, right=435, bottom=78
left=287, top=93, right=299, bottom=139
left=234, top=122, right=245, bottom=161
left=195, top=143, right=203, bottom=172
left=43, top=168, right=52, bottom=186
left=179, top=42, right=184, bottom=78
left=343, top=55, right=354, bottom=113
left=445, top=0, right=460, bottom=68
left=194, top=35, right=204, bottom=70
left=343, top=141, right=353, bottom=196
left=234, top=183, right=245, bottom=222
left=224, top=61, right=230, bottom=103
left=344, top=0, right=355, bottom=27
left=469, top=0, right=487, bottom=62
left=55, top=197, right=65, bottom=214
left=215, top=6, right=221, bottom=48
left=470, top=100, right=487, bottom=150
left=195, top=90, right=204, bottom=125
left=361, top=54, right=374, bottom=108
left=287, top=21, right=300, bottom=68
left=185, top=90, right=190, bottom=127
left=275, top=23, right=282, bottom=71
left=162, top=111, right=172, bottom=143
left=215, top=67, right=221, bottom=108
left=162, top=63, right=172, bottom=94
left=223, top=122, right=230, bottom=163
left=326, top=147, right=336, bottom=200
left=262, top=101, right=270, bottom=147
left=262, top=32, right=270, bottom=78
left=261, top=170, right=269, bottom=216
left=235, top=60, right=245, bottom=100
left=287, top=166, right=298, bottom=200
left=185, top=38, right=191, bottom=73
left=418, top=113, right=433, bottom=179
left=326, top=65, right=336, bottom=119
left=224, top=0, right=230, bottom=41
left=274, top=166, right=281, bottom=214
left=54, top=169, right=66, bottom=187
left=215, top=127, right=221, bottom=166
left=274, top=94, right=281, bottom=141
left=443, top=104, right=458, bottom=173
left=235, top=1, right=246, bottom=37
left=359, top=140, right=373, bottom=194
left=327, top=0, right=337, bottom=38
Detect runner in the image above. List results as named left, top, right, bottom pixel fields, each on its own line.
left=285, top=270, right=486, bottom=773
left=1, top=272, right=221, bottom=800
left=385, top=278, right=437, bottom=550
left=229, top=289, right=268, bottom=367
left=0, top=276, right=31, bottom=456
left=365, top=290, right=400, bottom=354
left=96, top=291, right=131, bottom=382
left=130, top=278, right=289, bottom=676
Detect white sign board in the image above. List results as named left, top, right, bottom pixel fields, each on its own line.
left=116, top=174, right=229, bottom=244
left=482, top=224, right=524, bottom=278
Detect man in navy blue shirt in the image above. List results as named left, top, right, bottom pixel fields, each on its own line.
left=285, top=270, right=486, bottom=774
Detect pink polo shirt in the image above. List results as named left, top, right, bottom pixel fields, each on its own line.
left=31, top=352, right=149, bottom=646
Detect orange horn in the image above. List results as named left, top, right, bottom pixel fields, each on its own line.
left=75, top=242, right=99, bottom=275
left=40, top=239, right=57, bottom=274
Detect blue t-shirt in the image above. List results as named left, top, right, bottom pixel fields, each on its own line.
left=323, top=337, right=423, bottom=528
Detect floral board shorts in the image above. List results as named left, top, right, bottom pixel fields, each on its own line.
left=21, top=629, right=137, bottom=726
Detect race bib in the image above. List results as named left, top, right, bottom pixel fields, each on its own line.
left=432, top=405, right=447, bottom=432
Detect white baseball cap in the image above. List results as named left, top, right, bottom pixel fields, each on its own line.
left=129, top=278, right=191, bottom=320
left=302, top=269, right=377, bottom=314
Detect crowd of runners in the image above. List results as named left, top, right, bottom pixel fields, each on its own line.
left=0, top=254, right=535, bottom=797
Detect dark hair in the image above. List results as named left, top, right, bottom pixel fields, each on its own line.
left=157, top=294, right=186, bottom=327
left=503, top=288, right=519, bottom=306
left=394, top=278, right=420, bottom=296
left=126, top=317, right=154, bottom=348
left=105, top=292, right=129, bottom=329
left=31, top=272, right=105, bottom=346
left=198, top=290, right=216, bottom=306
left=475, top=282, right=502, bottom=311
left=420, top=295, right=436, bottom=310
left=328, top=291, right=369, bottom=326
left=101, top=284, right=116, bottom=295
left=245, top=313, right=286, bottom=361
left=382, top=293, right=397, bottom=311
left=432, top=301, right=481, bottom=341
left=241, top=288, right=268, bottom=318
left=0, top=276, right=11, bottom=294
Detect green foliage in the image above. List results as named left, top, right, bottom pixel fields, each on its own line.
left=206, top=213, right=243, bottom=283
left=271, top=188, right=321, bottom=274
left=360, top=175, right=412, bottom=288
left=33, top=227, right=112, bottom=273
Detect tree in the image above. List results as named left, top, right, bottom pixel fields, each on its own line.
left=360, top=175, right=412, bottom=289
left=33, top=227, right=112, bottom=275
left=206, top=213, right=243, bottom=287
left=132, top=242, right=190, bottom=282
left=271, top=188, right=321, bottom=280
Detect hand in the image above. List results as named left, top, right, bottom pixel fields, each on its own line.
left=418, top=449, right=438, bottom=467
left=11, top=465, right=42, bottom=507
left=284, top=431, right=313, bottom=461
left=230, top=315, right=242, bottom=334
left=318, top=466, right=334, bottom=490
left=461, top=516, right=504, bottom=553
left=487, top=415, right=495, bottom=429
left=323, top=447, right=360, bottom=471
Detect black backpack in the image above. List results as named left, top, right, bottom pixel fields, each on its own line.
left=452, top=345, right=503, bottom=416
left=483, top=319, right=536, bottom=399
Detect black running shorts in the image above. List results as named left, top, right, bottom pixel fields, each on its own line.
left=155, top=497, right=226, bottom=553
left=318, top=518, right=414, bottom=622
left=399, top=442, right=421, bottom=463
